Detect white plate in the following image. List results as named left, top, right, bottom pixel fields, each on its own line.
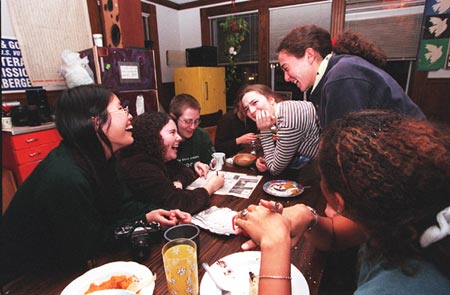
left=200, top=251, right=309, bottom=295
left=61, top=261, right=155, bottom=295
left=263, top=180, right=304, bottom=198
left=87, top=291, right=136, bottom=295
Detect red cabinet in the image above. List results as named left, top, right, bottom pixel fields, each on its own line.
left=2, top=126, right=61, bottom=185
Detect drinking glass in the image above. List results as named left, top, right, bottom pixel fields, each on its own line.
left=162, top=238, right=198, bottom=295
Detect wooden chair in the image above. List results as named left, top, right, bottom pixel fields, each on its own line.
left=200, top=110, right=223, bottom=144
left=204, top=125, right=217, bottom=144
left=199, top=109, right=223, bottom=128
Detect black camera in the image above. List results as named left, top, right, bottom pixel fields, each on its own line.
left=114, top=220, right=162, bottom=261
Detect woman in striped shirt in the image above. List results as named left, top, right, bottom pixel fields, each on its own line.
left=237, top=84, right=320, bottom=175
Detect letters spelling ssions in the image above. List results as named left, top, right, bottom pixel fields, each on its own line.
left=1, top=37, right=33, bottom=91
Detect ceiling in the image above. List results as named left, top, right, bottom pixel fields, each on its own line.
left=153, top=0, right=233, bottom=10
left=169, top=0, right=202, bottom=3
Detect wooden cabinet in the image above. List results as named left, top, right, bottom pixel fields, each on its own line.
left=174, top=67, right=226, bottom=115
left=2, top=126, right=61, bottom=185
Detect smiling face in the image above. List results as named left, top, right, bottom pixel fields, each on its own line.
left=278, top=49, right=318, bottom=92
left=176, top=107, right=201, bottom=139
left=160, top=119, right=182, bottom=162
left=101, top=95, right=133, bottom=155
left=241, top=91, right=275, bottom=121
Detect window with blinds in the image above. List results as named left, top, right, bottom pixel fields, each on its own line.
left=269, top=1, right=332, bottom=63
left=344, top=0, right=425, bottom=60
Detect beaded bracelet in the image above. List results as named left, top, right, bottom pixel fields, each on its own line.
left=306, top=205, right=319, bottom=231
left=259, top=275, right=292, bottom=280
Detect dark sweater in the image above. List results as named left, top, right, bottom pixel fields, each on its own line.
left=215, top=111, right=258, bottom=157
left=177, top=127, right=215, bottom=168
left=309, top=54, right=425, bottom=128
left=119, top=153, right=210, bottom=214
left=0, top=143, right=155, bottom=285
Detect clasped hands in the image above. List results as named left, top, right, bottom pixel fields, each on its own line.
left=234, top=200, right=313, bottom=251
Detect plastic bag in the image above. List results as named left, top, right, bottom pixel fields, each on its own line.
left=60, top=50, right=95, bottom=88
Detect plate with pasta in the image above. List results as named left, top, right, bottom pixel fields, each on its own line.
left=61, top=261, right=156, bottom=295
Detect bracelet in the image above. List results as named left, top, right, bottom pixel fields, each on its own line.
left=258, top=275, right=292, bottom=280
left=306, top=205, right=319, bottom=231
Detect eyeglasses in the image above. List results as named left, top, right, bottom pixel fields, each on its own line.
left=179, top=118, right=201, bottom=126
left=109, top=106, right=129, bottom=115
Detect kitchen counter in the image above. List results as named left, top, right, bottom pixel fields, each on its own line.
left=2, top=122, right=56, bottom=135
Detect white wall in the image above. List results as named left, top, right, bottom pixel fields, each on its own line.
left=154, top=4, right=184, bottom=83
left=1, top=0, right=15, bottom=37
left=151, top=2, right=220, bottom=83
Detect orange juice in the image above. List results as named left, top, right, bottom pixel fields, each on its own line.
left=162, top=239, right=198, bottom=295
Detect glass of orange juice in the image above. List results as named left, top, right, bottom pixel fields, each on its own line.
left=162, top=238, right=198, bottom=295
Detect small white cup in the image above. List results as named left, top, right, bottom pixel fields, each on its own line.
left=92, top=34, right=103, bottom=47
left=2, top=117, right=12, bottom=129
left=210, top=152, right=225, bottom=171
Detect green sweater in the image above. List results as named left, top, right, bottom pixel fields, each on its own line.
left=177, top=127, right=215, bottom=168
left=0, top=143, right=156, bottom=285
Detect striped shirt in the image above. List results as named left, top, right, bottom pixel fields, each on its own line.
left=259, top=100, right=320, bottom=175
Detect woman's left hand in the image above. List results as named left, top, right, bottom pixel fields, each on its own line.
left=194, top=161, right=210, bottom=178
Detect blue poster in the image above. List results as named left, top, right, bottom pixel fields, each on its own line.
left=1, top=37, right=35, bottom=91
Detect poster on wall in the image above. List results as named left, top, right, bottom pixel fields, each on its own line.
left=1, top=37, right=39, bottom=92
left=417, top=0, right=450, bottom=71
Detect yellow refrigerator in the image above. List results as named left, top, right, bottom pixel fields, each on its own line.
left=174, top=67, right=226, bottom=115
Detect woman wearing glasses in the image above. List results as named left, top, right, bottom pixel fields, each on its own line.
left=1, top=84, right=191, bottom=285
left=119, top=112, right=225, bottom=214
left=169, top=94, right=215, bottom=176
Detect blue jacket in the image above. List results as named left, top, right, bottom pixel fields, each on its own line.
left=309, top=54, right=425, bottom=128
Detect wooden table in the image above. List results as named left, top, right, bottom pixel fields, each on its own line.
left=2, top=161, right=327, bottom=295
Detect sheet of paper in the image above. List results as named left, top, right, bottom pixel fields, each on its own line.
left=187, top=171, right=263, bottom=199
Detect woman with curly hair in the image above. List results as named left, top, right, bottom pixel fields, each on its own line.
left=235, top=110, right=450, bottom=295
left=119, top=112, right=224, bottom=214
left=277, top=24, right=425, bottom=128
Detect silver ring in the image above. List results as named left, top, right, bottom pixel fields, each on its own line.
left=239, top=209, right=249, bottom=218
left=272, top=202, right=282, bottom=213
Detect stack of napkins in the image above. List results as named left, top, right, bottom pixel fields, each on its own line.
left=192, top=206, right=237, bottom=235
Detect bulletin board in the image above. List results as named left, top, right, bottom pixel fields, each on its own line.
left=417, top=0, right=450, bottom=71
left=6, top=0, right=93, bottom=90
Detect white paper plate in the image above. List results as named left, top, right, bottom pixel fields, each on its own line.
left=192, top=206, right=237, bottom=236
left=200, top=251, right=309, bottom=295
left=61, top=261, right=155, bottom=295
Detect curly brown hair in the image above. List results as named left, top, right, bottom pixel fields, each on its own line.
left=333, top=31, right=387, bottom=68
left=277, top=24, right=387, bottom=68
left=277, top=24, right=332, bottom=59
left=319, top=110, right=450, bottom=277
left=125, top=111, right=171, bottom=162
